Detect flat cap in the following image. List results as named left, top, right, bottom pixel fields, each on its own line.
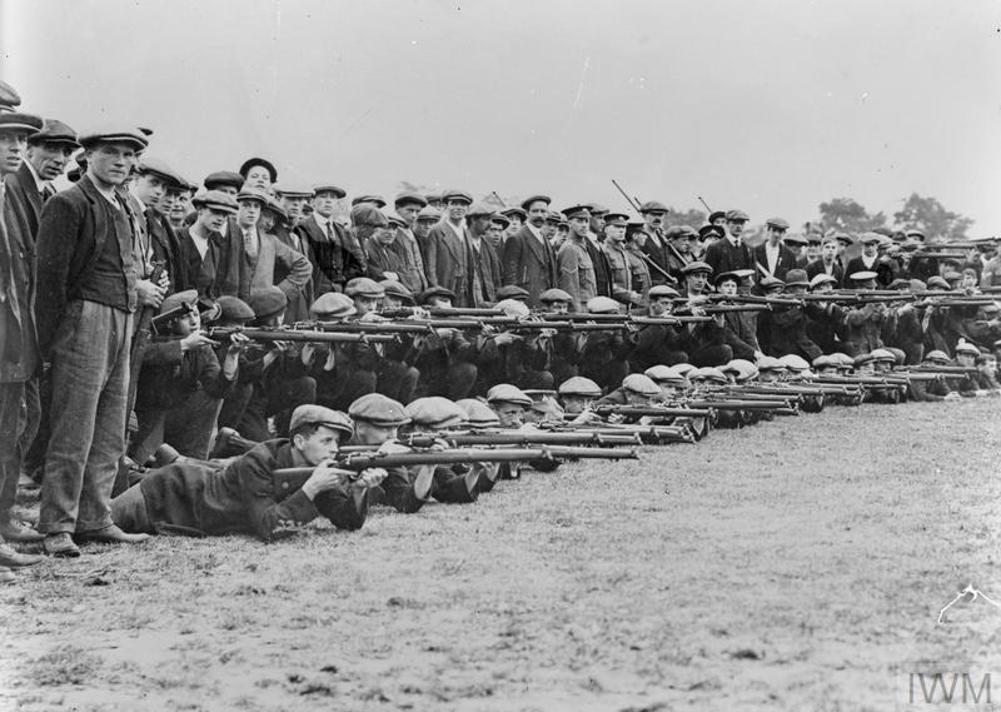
left=755, top=355, right=786, bottom=371
left=351, top=194, right=387, bottom=208
left=486, top=384, right=533, bottom=407
left=765, top=217, right=790, bottom=230
left=192, top=190, right=239, bottom=214
left=310, top=292, right=356, bottom=319
left=545, top=210, right=565, bottom=224
left=466, top=201, right=495, bottom=218
left=955, top=341, right=981, bottom=356
left=906, top=229, right=926, bottom=239
left=386, top=214, right=407, bottom=229
left=699, top=224, right=725, bottom=240
left=495, top=298, right=530, bottom=318
left=520, top=194, right=551, bottom=211
left=456, top=398, right=500, bottom=428
left=648, top=284, right=681, bottom=299
left=203, top=171, right=245, bottom=191
left=138, top=158, right=186, bottom=188
left=158, top=289, right=198, bottom=316
left=782, top=233, right=808, bottom=246
left=586, top=296, right=622, bottom=314
left=264, top=194, right=288, bottom=220
left=667, top=363, right=696, bottom=377
left=289, top=405, right=354, bottom=437
left=926, top=276, right=950, bottom=290
left=833, top=232, right=854, bottom=245
left=424, top=191, right=442, bottom=203
left=344, top=277, right=385, bottom=299
left=416, top=206, right=442, bottom=222
left=489, top=213, right=510, bottom=228
left=828, top=352, right=855, bottom=368
left=622, top=373, right=662, bottom=396
left=783, top=269, right=809, bottom=287
left=418, top=286, right=456, bottom=304
left=313, top=184, right=347, bottom=198
left=539, top=288, right=574, bottom=304
left=351, top=204, right=389, bottom=228
left=441, top=189, right=473, bottom=205
left=557, top=376, right=602, bottom=397
left=238, top=157, right=277, bottom=183
left=217, top=296, right=255, bottom=323
left=501, top=206, right=527, bottom=221
left=859, top=232, right=883, bottom=245
left=848, top=270, right=878, bottom=282
left=853, top=352, right=875, bottom=366
left=494, top=285, right=530, bottom=302
left=405, top=397, right=467, bottom=429
left=394, top=191, right=427, bottom=208
left=868, top=348, right=896, bottom=363
left=28, top=118, right=79, bottom=146
left=0, top=80, right=20, bottom=110
left=924, top=349, right=950, bottom=363
left=809, top=273, right=838, bottom=289
left=689, top=367, right=728, bottom=384
left=725, top=209, right=750, bottom=222
left=273, top=184, right=314, bottom=199
left=806, top=233, right=823, bottom=244
left=380, top=279, right=414, bottom=304
left=78, top=124, right=149, bottom=150
left=348, top=393, right=411, bottom=426
left=714, top=269, right=754, bottom=286
left=812, top=354, right=833, bottom=369
left=639, top=200, right=669, bottom=214
left=681, top=261, right=713, bottom=276
left=643, top=365, right=686, bottom=384
left=664, top=225, right=697, bottom=240
left=236, top=187, right=270, bottom=204
left=759, top=275, right=785, bottom=290
left=248, top=286, right=288, bottom=319
left=720, top=359, right=759, bottom=382
left=778, top=354, right=811, bottom=371
left=0, top=110, right=44, bottom=134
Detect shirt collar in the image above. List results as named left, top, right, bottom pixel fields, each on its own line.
left=24, top=160, right=47, bottom=193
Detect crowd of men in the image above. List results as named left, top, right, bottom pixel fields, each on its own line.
left=1, top=80, right=999, bottom=583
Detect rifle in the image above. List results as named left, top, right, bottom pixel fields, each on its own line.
left=205, top=326, right=397, bottom=344
left=611, top=179, right=643, bottom=212
left=697, top=196, right=713, bottom=214
left=685, top=397, right=799, bottom=415
left=379, top=306, right=504, bottom=319
left=339, top=430, right=643, bottom=452
left=538, top=422, right=695, bottom=444
left=272, top=446, right=639, bottom=490
left=537, top=313, right=713, bottom=325
left=590, top=404, right=714, bottom=419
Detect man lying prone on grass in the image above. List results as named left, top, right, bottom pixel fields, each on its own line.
left=110, top=405, right=386, bottom=541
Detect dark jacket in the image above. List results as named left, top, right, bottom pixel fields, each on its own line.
left=501, top=225, right=558, bottom=306
left=703, top=237, right=754, bottom=276
left=135, top=439, right=327, bottom=540
left=751, top=242, right=798, bottom=282
left=0, top=188, right=39, bottom=382
left=295, top=216, right=365, bottom=293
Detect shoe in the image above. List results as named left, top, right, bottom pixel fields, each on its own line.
left=0, top=542, right=44, bottom=567
left=44, top=533, right=81, bottom=558
left=74, top=525, right=150, bottom=545
left=0, top=566, right=15, bottom=584
left=0, top=519, right=44, bottom=543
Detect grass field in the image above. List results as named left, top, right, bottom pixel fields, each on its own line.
left=2, top=398, right=1000, bottom=711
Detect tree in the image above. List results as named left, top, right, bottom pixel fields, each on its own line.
left=817, top=198, right=887, bottom=234
left=893, top=193, right=973, bottom=242
left=663, top=207, right=706, bottom=228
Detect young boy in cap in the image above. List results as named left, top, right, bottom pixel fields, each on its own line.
left=400, top=397, right=486, bottom=503
left=629, top=285, right=689, bottom=372
left=111, top=404, right=384, bottom=540
left=411, top=287, right=480, bottom=400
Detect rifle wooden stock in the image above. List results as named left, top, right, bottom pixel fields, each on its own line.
left=686, top=398, right=798, bottom=414
left=380, top=307, right=505, bottom=318
left=206, top=327, right=396, bottom=344
left=343, top=431, right=643, bottom=451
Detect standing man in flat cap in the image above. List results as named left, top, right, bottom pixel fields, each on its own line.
left=35, top=125, right=154, bottom=556
left=391, top=192, right=430, bottom=294
left=752, top=217, right=797, bottom=285
left=556, top=205, right=598, bottom=311
left=296, top=184, right=365, bottom=294
left=638, top=200, right=674, bottom=285
left=0, top=99, right=51, bottom=558
left=465, top=202, right=503, bottom=306
left=234, top=187, right=311, bottom=307
left=5, top=118, right=78, bottom=238
left=501, top=195, right=558, bottom=307
left=425, top=189, right=474, bottom=306
left=704, top=209, right=754, bottom=276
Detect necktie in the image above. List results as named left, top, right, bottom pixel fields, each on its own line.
left=41, top=184, right=55, bottom=202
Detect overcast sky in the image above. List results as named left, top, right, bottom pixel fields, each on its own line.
left=3, top=0, right=999, bottom=231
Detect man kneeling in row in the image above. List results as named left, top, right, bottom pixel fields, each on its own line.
left=110, top=405, right=386, bottom=541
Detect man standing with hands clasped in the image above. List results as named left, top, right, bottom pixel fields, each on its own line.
left=34, top=125, right=157, bottom=557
